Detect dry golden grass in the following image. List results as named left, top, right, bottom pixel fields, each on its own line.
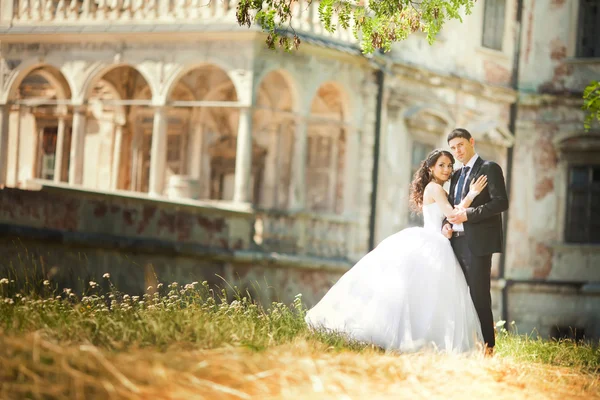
left=1, top=333, right=599, bottom=400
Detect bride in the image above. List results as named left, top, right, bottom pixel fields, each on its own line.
left=305, top=149, right=487, bottom=353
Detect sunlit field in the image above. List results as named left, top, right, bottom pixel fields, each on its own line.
left=0, top=273, right=599, bottom=399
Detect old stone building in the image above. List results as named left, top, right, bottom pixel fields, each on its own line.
left=0, top=0, right=598, bottom=339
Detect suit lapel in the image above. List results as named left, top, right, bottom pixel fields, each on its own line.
left=449, top=168, right=460, bottom=202
left=465, top=156, right=485, bottom=190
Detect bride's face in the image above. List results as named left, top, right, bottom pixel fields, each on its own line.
left=431, top=155, right=454, bottom=183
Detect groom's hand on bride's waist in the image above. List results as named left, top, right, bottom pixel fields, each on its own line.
left=441, top=224, right=453, bottom=239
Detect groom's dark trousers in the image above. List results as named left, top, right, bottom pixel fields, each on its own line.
left=447, top=157, right=509, bottom=349
left=451, top=237, right=495, bottom=348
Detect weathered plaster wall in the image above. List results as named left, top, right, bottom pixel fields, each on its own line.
left=390, top=0, right=517, bottom=88
left=519, top=0, right=600, bottom=94
left=0, top=184, right=346, bottom=306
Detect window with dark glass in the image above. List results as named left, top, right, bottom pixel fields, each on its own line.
left=408, top=141, right=435, bottom=227
left=565, top=165, right=600, bottom=243
left=577, top=0, right=600, bottom=58
left=482, top=0, right=506, bottom=51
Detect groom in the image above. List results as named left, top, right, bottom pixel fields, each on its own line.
left=442, top=128, right=509, bottom=355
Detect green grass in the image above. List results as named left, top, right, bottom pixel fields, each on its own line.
left=0, top=275, right=599, bottom=374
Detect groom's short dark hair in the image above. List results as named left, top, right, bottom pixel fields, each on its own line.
left=447, top=128, right=472, bottom=143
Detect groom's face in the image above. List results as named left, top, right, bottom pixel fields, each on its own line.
left=448, top=137, right=476, bottom=164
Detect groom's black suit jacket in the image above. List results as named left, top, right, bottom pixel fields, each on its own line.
left=447, top=157, right=509, bottom=256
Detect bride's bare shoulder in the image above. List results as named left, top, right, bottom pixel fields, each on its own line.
left=424, top=182, right=446, bottom=194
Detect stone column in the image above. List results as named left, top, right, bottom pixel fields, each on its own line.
left=0, top=1, right=14, bottom=27
left=68, top=106, right=87, bottom=185
left=130, top=121, right=141, bottom=191
left=111, top=124, right=123, bottom=190
left=233, top=106, right=253, bottom=203
left=53, top=114, right=67, bottom=183
left=12, top=106, right=23, bottom=185
left=0, top=104, right=10, bottom=187
left=289, top=114, right=308, bottom=210
left=148, top=106, right=167, bottom=196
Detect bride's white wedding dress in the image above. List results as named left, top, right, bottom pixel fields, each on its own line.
left=305, top=203, right=483, bottom=353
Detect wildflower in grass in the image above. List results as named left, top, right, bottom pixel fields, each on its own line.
left=43, top=280, right=50, bottom=286
left=89, top=281, right=98, bottom=288
left=0, top=278, right=8, bottom=284
left=147, top=286, right=153, bottom=291
left=103, top=273, right=110, bottom=279
left=157, top=283, right=163, bottom=289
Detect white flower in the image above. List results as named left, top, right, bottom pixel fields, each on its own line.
left=103, top=273, right=111, bottom=279
left=132, top=296, right=139, bottom=302
left=89, top=281, right=97, bottom=288
left=139, top=301, right=145, bottom=305
left=63, top=288, right=72, bottom=295
left=147, top=286, right=153, bottom=291
left=0, top=278, right=8, bottom=285
left=157, top=283, right=163, bottom=289
left=43, top=280, right=50, bottom=286
left=4, top=298, right=14, bottom=305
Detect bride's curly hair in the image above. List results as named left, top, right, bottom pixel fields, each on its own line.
left=409, top=149, right=455, bottom=212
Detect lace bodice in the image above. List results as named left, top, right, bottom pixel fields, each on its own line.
left=422, top=203, right=444, bottom=233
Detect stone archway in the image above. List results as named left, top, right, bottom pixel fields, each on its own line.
left=306, top=82, right=349, bottom=214
left=165, top=64, right=244, bottom=201
left=5, top=65, right=72, bottom=187
left=253, top=70, right=298, bottom=209
left=85, top=65, right=152, bottom=192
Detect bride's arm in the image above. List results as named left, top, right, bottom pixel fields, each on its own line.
left=429, top=176, right=488, bottom=218
left=457, top=175, right=488, bottom=209
left=428, top=184, right=461, bottom=218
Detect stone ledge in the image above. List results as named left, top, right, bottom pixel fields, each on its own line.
left=550, top=242, right=600, bottom=254
left=563, top=57, right=600, bottom=65
left=21, top=179, right=254, bottom=217
left=0, top=223, right=352, bottom=273
left=517, top=93, right=584, bottom=107
left=503, top=279, right=599, bottom=295
left=390, top=62, right=517, bottom=104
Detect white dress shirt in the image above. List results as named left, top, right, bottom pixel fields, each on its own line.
left=452, top=154, right=479, bottom=232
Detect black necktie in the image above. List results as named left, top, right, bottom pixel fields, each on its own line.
left=454, top=166, right=470, bottom=205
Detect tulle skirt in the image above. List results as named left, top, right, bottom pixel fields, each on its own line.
left=305, top=227, right=483, bottom=353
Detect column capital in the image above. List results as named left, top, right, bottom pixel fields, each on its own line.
left=71, top=104, right=87, bottom=114
left=293, top=112, right=309, bottom=122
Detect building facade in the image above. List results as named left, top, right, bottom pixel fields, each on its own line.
left=0, top=0, right=598, bottom=338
